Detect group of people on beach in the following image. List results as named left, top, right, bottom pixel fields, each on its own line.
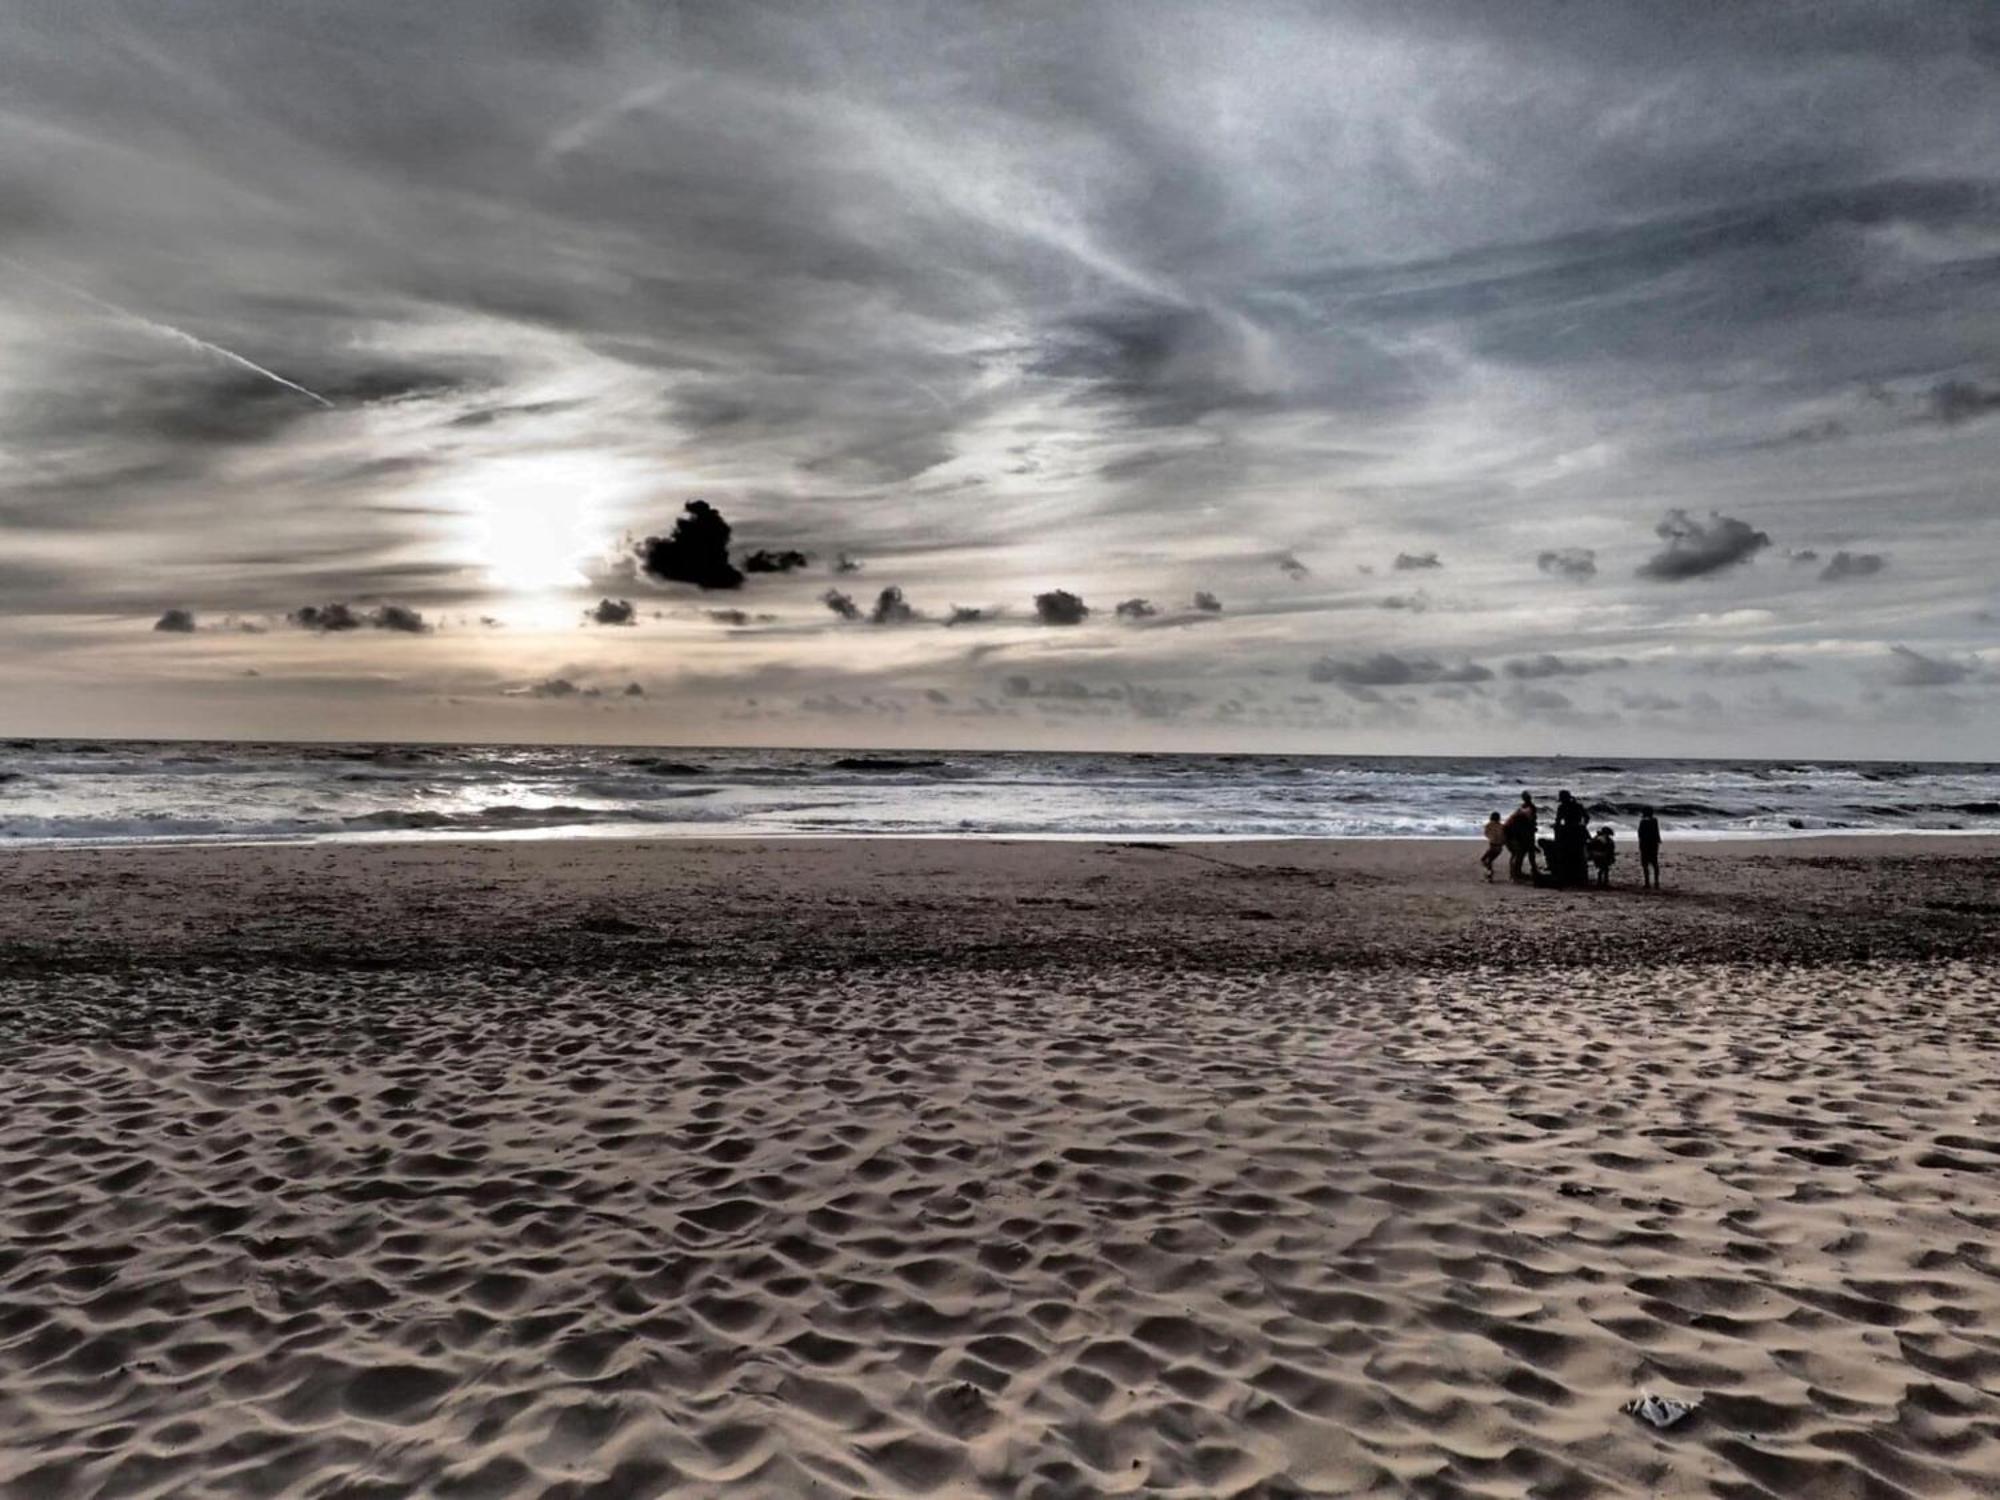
left=1480, top=790, right=1661, bottom=889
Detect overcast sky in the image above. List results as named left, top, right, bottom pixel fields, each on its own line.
left=2, top=0, right=1996, bottom=754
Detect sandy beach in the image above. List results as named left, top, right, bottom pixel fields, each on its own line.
left=3, top=836, right=1998, bottom=1498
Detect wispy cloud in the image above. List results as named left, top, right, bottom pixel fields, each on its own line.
left=0, top=0, right=1994, bottom=752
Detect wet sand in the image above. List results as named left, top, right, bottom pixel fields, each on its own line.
left=2, top=837, right=1998, bottom=1498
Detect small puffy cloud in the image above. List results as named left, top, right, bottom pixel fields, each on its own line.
left=587, top=597, right=636, bottom=626
left=1192, top=590, right=1222, bottom=612
left=945, top=605, right=989, bottom=626
left=821, top=588, right=862, bottom=621
left=291, top=602, right=430, bottom=633
left=1636, top=509, right=1771, bottom=581
left=637, top=499, right=743, bottom=590
left=869, top=585, right=920, bottom=625
left=372, top=603, right=429, bottom=634
left=1308, top=652, right=1493, bottom=691
left=1885, top=645, right=1974, bottom=688
left=510, top=676, right=579, bottom=698
left=1819, top=550, right=1887, bottom=582
left=1034, top=589, right=1089, bottom=625
left=1503, top=653, right=1629, bottom=680
left=1275, top=552, right=1311, bottom=580
left=295, top=602, right=364, bottom=631
left=742, top=548, right=811, bottom=574
left=1537, top=548, right=1597, bottom=581
left=708, top=607, right=775, bottom=626
left=623, top=681, right=645, bottom=697
left=1393, top=551, right=1442, bottom=571
left=1114, top=597, right=1157, bottom=620
left=153, top=608, right=196, bottom=633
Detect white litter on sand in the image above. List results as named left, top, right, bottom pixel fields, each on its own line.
left=1624, top=1392, right=1700, bottom=1429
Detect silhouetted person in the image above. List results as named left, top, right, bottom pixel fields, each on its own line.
left=1480, top=810, right=1504, bottom=881
left=1550, top=789, right=1590, bottom=887
left=1502, top=792, right=1538, bottom=880
left=1638, top=807, right=1661, bottom=889
left=1589, top=825, right=1616, bottom=887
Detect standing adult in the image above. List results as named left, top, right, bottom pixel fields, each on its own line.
left=1638, top=806, right=1662, bottom=889
left=1502, top=792, right=1539, bottom=881
left=1552, top=789, right=1590, bottom=886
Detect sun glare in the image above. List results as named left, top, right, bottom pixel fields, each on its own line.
left=460, top=456, right=610, bottom=593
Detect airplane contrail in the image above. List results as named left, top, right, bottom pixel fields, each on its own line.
left=0, top=253, right=334, bottom=408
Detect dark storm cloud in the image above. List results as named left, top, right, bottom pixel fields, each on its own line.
left=515, top=677, right=579, bottom=699
left=1393, top=552, right=1442, bottom=572
left=153, top=607, right=196, bottom=633
left=290, top=602, right=431, bottom=633
left=868, top=586, right=920, bottom=625
left=1614, top=688, right=1683, bottom=713
left=996, top=674, right=1202, bottom=721
left=1503, top=654, right=1630, bottom=680
left=1885, top=645, right=1976, bottom=688
left=1031, top=302, right=1299, bottom=428
left=1034, top=590, right=1090, bottom=626
left=1819, top=550, right=1888, bottom=582
left=1537, top=549, right=1598, bottom=582
left=1636, top=510, right=1772, bottom=582
left=821, top=589, right=863, bottom=622
left=742, top=548, right=812, bottom=575
left=586, top=597, right=636, bottom=626
left=637, top=502, right=743, bottom=591
left=1005, top=675, right=1120, bottom=702
left=368, top=603, right=430, bottom=634
left=1308, top=653, right=1493, bottom=691
left=1926, top=379, right=2000, bottom=426
left=0, top=358, right=483, bottom=460
left=1192, top=591, right=1222, bottom=613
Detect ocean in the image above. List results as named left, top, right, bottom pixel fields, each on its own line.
left=3, top=739, right=1998, bottom=847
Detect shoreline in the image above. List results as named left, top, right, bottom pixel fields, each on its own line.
left=7, top=824, right=2000, bottom=854
left=4, top=833, right=1994, bottom=984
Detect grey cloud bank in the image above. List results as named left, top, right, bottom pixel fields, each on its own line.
left=0, top=0, right=1996, bottom=754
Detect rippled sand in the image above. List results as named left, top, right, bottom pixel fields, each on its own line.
left=2, top=838, right=1997, bottom=1498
